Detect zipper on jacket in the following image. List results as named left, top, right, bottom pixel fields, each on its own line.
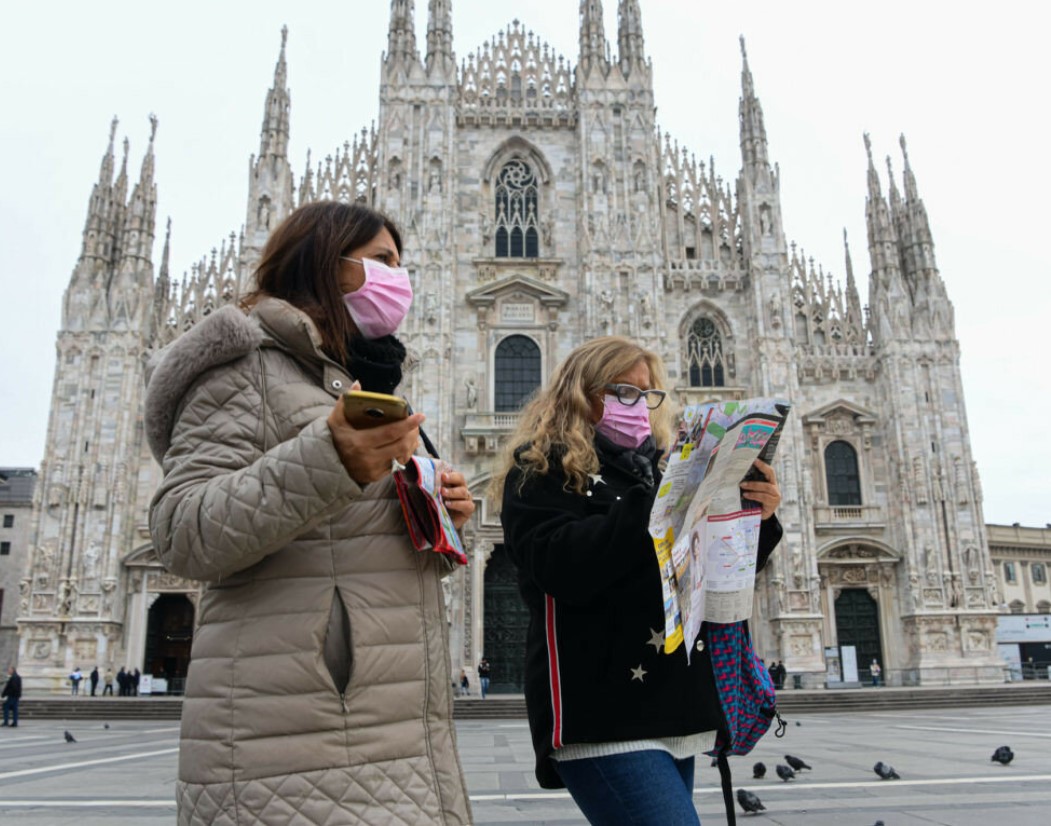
left=323, top=588, right=353, bottom=711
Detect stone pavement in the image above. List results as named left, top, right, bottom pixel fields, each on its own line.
left=0, top=704, right=1049, bottom=824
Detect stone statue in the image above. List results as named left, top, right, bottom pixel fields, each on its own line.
left=479, top=211, right=492, bottom=244
left=464, top=376, right=478, bottom=410
left=57, top=578, right=77, bottom=616
left=540, top=214, right=554, bottom=248
left=963, top=544, right=979, bottom=572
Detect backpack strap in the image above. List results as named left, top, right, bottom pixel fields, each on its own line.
left=716, top=745, right=736, bottom=826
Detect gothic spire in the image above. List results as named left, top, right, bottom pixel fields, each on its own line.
left=259, top=26, right=291, bottom=160
left=579, top=0, right=608, bottom=76
left=897, top=133, right=942, bottom=307
left=617, top=0, right=645, bottom=76
left=386, top=0, right=419, bottom=67
left=863, top=133, right=909, bottom=340
left=843, top=228, right=864, bottom=332
left=139, top=113, right=158, bottom=191
left=121, top=114, right=158, bottom=263
left=425, top=0, right=454, bottom=76
left=99, top=116, right=118, bottom=186
left=738, top=36, right=769, bottom=171
left=886, top=154, right=902, bottom=221
left=151, top=217, right=172, bottom=339
left=80, top=118, right=120, bottom=263
left=158, top=216, right=171, bottom=283
left=900, top=133, right=919, bottom=202
left=864, top=132, right=881, bottom=201
left=114, top=137, right=130, bottom=206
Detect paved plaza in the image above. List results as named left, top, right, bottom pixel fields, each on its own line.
left=0, top=704, right=1049, bottom=824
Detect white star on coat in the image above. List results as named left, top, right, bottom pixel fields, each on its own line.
left=647, top=628, right=665, bottom=652
left=588, top=473, right=605, bottom=486
left=630, top=664, right=647, bottom=682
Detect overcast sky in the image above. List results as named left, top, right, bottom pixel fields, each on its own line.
left=1, top=1, right=1047, bottom=527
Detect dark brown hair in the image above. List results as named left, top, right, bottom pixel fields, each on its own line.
left=242, top=200, right=403, bottom=363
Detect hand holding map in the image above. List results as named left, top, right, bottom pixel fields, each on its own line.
left=649, top=398, right=790, bottom=659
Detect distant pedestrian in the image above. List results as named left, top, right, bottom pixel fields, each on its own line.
left=89, top=666, right=99, bottom=697
left=870, top=659, right=882, bottom=687
left=69, top=667, right=83, bottom=696
left=477, top=658, right=491, bottom=699
left=775, top=660, right=786, bottom=690
left=459, top=669, right=470, bottom=697
left=102, top=669, right=114, bottom=696
left=132, top=668, right=141, bottom=696
left=117, top=667, right=128, bottom=697
left=768, top=660, right=777, bottom=687
left=2, top=666, right=21, bottom=727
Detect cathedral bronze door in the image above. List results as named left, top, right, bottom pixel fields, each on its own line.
left=483, top=544, right=528, bottom=693
left=834, top=588, right=883, bottom=683
left=144, top=594, right=195, bottom=694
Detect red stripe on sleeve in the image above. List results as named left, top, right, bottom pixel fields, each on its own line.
left=545, top=594, right=563, bottom=749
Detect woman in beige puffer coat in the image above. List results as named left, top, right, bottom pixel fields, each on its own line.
left=145, top=201, right=473, bottom=825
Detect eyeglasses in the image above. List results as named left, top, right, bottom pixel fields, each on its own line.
left=603, top=383, right=667, bottom=409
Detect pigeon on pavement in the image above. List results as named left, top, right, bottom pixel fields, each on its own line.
left=63, top=730, right=77, bottom=743
left=991, top=745, right=1014, bottom=765
left=873, top=761, right=900, bottom=780
left=775, top=764, right=796, bottom=782
left=785, top=754, right=811, bottom=771
left=752, top=761, right=766, bottom=779
left=737, top=788, right=766, bottom=814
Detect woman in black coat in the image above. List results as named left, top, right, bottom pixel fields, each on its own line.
left=494, top=336, right=782, bottom=826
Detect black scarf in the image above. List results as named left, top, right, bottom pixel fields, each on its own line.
left=593, top=432, right=658, bottom=488
left=344, top=334, right=406, bottom=395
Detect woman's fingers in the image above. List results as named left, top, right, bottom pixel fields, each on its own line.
left=741, top=459, right=782, bottom=520
left=328, top=398, right=425, bottom=484
left=441, top=470, right=475, bottom=530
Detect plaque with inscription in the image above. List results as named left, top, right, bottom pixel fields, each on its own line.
left=501, top=303, right=535, bottom=323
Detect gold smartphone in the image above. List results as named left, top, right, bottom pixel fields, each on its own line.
left=342, top=390, right=409, bottom=429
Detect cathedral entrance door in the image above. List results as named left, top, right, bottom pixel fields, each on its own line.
left=483, top=544, right=528, bottom=693
left=144, top=594, right=195, bottom=695
left=834, top=588, right=883, bottom=684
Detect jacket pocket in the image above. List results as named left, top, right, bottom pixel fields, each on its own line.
left=322, top=588, right=353, bottom=704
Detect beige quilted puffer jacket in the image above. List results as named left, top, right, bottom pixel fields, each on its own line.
left=145, top=298, right=471, bottom=825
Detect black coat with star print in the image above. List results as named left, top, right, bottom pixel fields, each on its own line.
left=501, top=437, right=783, bottom=789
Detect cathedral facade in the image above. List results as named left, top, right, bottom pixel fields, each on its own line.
left=16, top=1, right=1003, bottom=693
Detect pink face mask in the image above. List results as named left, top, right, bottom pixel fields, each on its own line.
left=340, top=257, right=414, bottom=339
left=595, top=393, right=652, bottom=449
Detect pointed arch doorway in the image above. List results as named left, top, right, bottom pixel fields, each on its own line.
left=144, top=593, right=195, bottom=695
left=483, top=544, right=528, bottom=693
left=833, top=588, right=883, bottom=684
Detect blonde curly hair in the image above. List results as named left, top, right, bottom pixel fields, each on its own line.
left=491, top=336, right=674, bottom=501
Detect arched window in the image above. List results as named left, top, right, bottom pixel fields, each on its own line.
left=495, top=160, right=539, bottom=258
left=686, top=317, right=726, bottom=387
left=495, top=335, right=541, bottom=412
left=825, top=441, right=862, bottom=506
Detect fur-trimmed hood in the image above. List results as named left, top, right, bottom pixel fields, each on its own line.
left=144, top=305, right=264, bottom=463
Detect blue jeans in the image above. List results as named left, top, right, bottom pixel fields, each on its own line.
left=480, top=677, right=490, bottom=698
left=2, top=697, right=17, bottom=726
left=555, top=750, right=699, bottom=825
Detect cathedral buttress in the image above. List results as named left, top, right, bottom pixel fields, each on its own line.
left=21, top=118, right=160, bottom=691
left=864, top=136, right=995, bottom=679
left=243, top=26, right=295, bottom=283
left=578, top=0, right=609, bottom=81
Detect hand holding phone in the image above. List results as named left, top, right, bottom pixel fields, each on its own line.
left=327, top=387, right=423, bottom=485
left=342, top=390, right=409, bottom=429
